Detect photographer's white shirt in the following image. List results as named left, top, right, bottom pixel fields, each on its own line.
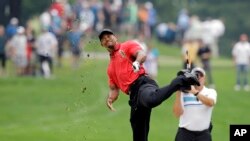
left=179, top=86, right=217, bottom=131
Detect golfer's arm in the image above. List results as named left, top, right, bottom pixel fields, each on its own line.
left=134, top=50, right=146, bottom=64
left=173, top=91, right=183, bottom=118
left=107, top=85, right=119, bottom=103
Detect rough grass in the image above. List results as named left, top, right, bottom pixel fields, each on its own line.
left=0, top=41, right=250, bottom=141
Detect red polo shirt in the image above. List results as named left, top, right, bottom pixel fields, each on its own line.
left=107, top=40, right=146, bottom=94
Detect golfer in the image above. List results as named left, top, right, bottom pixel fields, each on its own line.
left=99, top=28, right=199, bottom=141
left=173, top=67, right=217, bottom=141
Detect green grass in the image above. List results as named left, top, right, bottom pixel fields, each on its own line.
left=1, top=42, right=250, bottom=141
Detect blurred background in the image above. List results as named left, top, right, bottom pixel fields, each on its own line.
left=0, top=0, right=250, bottom=141
left=1, top=0, right=250, bottom=57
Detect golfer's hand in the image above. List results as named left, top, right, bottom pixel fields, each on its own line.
left=106, top=98, right=116, bottom=111
left=132, top=61, right=140, bottom=72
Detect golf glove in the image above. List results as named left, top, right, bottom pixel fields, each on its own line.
left=132, top=61, right=140, bottom=72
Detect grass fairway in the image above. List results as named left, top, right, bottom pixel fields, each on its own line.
left=1, top=43, right=250, bottom=141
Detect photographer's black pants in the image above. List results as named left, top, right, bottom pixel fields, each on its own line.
left=175, top=127, right=211, bottom=141
left=129, top=75, right=183, bottom=141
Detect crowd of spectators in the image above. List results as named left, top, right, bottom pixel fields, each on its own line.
left=0, top=0, right=159, bottom=79
left=0, top=0, right=227, bottom=83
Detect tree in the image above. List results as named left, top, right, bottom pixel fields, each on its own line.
left=0, top=0, right=22, bottom=25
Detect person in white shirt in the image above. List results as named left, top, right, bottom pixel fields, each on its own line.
left=35, top=28, right=58, bottom=78
left=232, top=33, right=250, bottom=91
left=173, top=67, right=217, bottom=141
left=8, top=26, right=27, bottom=76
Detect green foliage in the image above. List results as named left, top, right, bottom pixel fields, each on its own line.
left=21, top=0, right=51, bottom=23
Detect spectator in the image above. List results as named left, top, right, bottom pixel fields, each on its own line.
left=110, top=0, right=122, bottom=30
left=102, top=0, right=112, bottom=29
left=67, top=22, right=83, bottom=69
left=144, top=43, right=159, bottom=80
left=0, top=25, right=7, bottom=76
left=50, top=0, right=65, bottom=17
left=120, top=0, right=138, bottom=39
left=25, top=20, right=37, bottom=76
left=184, top=15, right=203, bottom=42
left=137, top=3, right=148, bottom=37
left=35, top=27, right=58, bottom=79
left=209, top=19, right=225, bottom=58
left=40, top=9, right=51, bottom=30
left=202, top=18, right=225, bottom=58
left=145, top=1, right=157, bottom=39
left=156, top=22, right=176, bottom=44
left=79, top=1, right=95, bottom=35
left=197, top=39, right=214, bottom=88
left=49, top=9, right=66, bottom=67
left=173, top=67, right=217, bottom=141
left=232, top=34, right=250, bottom=91
left=8, top=26, right=27, bottom=76
left=176, top=9, right=190, bottom=44
left=5, top=17, right=19, bottom=40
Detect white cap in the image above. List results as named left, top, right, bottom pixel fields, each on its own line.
left=17, top=26, right=25, bottom=34
left=191, top=67, right=206, bottom=76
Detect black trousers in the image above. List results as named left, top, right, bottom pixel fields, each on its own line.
left=38, top=55, right=53, bottom=75
left=129, top=75, right=183, bottom=141
left=175, top=127, right=211, bottom=141
left=0, top=54, right=6, bottom=68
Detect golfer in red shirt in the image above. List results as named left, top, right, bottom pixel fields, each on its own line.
left=99, top=29, right=199, bottom=141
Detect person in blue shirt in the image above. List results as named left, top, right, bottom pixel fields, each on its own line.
left=67, top=23, right=83, bottom=69
left=5, top=17, right=18, bottom=40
